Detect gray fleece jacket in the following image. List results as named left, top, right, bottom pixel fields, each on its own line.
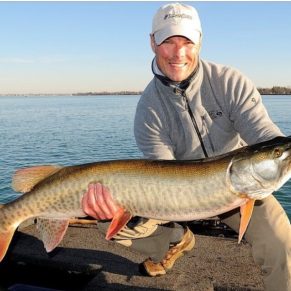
left=134, top=59, right=283, bottom=160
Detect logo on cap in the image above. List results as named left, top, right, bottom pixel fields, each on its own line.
left=164, top=13, right=192, bottom=20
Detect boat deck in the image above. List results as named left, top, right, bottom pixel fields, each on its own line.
left=0, top=220, right=264, bottom=291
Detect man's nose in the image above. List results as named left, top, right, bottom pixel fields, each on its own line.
left=174, top=44, right=186, bottom=57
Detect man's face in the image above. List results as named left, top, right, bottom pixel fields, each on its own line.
left=151, top=35, right=200, bottom=82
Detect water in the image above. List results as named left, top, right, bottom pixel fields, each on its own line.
left=0, top=95, right=141, bottom=203
left=0, top=95, right=291, bottom=219
left=261, top=95, right=291, bottom=218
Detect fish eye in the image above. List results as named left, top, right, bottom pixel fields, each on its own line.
left=273, top=148, right=282, bottom=158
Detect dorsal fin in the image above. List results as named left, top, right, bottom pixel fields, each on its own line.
left=12, top=165, right=62, bottom=193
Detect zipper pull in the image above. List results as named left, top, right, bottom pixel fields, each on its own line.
left=183, top=94, right=190, bottom=111
left=173, top=87, right=183, bottom=95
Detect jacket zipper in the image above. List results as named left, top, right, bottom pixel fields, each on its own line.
left=181, top=91, right=209, bottom=158
left=201, top=115, right=215, bottom=153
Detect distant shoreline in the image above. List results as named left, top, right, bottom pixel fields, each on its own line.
left=72, top=91, right=143, bottom=96
left=1, top=87, right=291, bottom=96
left=0, top=91, right=143, bottom=97
left=258, top=86, right=291, bottom=95
left=260, top=94, right=291, bottom=96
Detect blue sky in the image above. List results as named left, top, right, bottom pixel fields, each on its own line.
left=0, top=1, right=291, bottom=94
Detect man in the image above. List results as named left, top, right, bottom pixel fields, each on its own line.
left=82, top=3, right=291, bottom=290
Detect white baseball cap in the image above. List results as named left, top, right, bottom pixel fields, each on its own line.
left=152, top=3, right=202, bottom=45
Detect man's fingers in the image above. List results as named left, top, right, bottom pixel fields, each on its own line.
left=82, top=183, right=106, bottom=220
left=94, top=183, right=114, bottom=219
left=102, top=185, right=119, bottom=215
left=82, top=183, right=119, bottom=220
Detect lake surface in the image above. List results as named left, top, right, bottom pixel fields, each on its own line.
left=0, top=94, right=291, bottom=219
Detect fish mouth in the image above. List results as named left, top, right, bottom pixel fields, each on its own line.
left=250, top=146, right=291, bottom=199
left=281, top=148, right=291, bottom=160
left=226, top=140, right=291, bottom=201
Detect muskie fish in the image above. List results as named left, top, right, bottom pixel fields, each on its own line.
left=0, top=136, right=291, bottom=262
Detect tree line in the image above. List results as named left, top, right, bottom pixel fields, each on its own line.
left=258, top=86, right=291, bottom=95
left=73, top=91, right=143, bottom=96
left=73, top=87, right=291, bottom=96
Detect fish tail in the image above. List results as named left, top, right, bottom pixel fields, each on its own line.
left=0, top=223, right=18, bottom=262
left=0, top=206, right=21, bottom=262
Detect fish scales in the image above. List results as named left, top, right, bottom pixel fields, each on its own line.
left=98, top=159, right=240, bottom=220
left=0, top=157, right=265, bottom=224
left=3, top=158, right=237, bottom=227
left=0, top=136, right=291, bottom=261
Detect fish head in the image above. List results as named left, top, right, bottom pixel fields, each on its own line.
left=228, top=136, right=291, bottom=200
left=251, top=139, right=291, bottom=179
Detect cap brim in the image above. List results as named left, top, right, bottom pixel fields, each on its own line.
left=154, top=25, right=201, bottom=45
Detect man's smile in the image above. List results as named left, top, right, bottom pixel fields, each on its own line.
left=169, top=62, right=187, bottom=68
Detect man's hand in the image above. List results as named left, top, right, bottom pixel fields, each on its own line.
left=82, top=183, right=119, bottom=220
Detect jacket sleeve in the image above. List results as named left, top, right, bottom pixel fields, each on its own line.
left=134, top=99, right=175, bottom=160
left=224, top=68, right=284, bottom=144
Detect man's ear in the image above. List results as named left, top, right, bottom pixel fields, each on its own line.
left=195, top=34, right=202, bottom=54
left=150, top=34, right=157, bottom=53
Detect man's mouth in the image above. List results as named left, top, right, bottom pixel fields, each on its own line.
left=169, top=62, right=187, bottom=68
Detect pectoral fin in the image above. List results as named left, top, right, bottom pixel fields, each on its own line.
left=238, top=199, right=255, bottom=243
left=37, top=218, right=69, bottom=252
left=106, top=208, right=132, bottom=240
